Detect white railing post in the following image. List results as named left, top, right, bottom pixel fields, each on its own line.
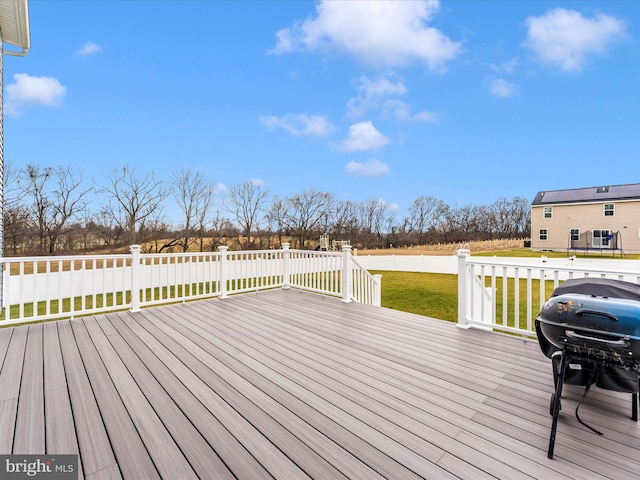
left=342, top=244, right=352, bottom=303
left=130, top=245, right=141, bottom=312
left=282, top=243, right=290, bottom=289
left=218, top=246, right=228, bottom=299
left=457, top=249, right=470, bottom=328
left=373, top=273, right=382, bottom=307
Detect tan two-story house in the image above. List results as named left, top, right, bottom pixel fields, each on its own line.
left=530, top=183, right=640, bottom=254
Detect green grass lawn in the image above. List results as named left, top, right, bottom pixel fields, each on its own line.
left=372, top=269, right=556, bottom=333
left=375, top=248, right=637, bottom=325
left=371, top=271, right=459, bottom=322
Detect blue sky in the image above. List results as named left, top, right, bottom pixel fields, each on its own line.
left=4, top=0, right=639, bottom=222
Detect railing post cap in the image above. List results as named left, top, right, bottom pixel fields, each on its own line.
left=342, top=244, right=352, bottom=252
left=456, top=248, right=470, bottom=257
left=130, top=244, right=141, bottom=253
left=282, top=243, right=290, bottom=250
left=218, top=245, right=228, bottom=252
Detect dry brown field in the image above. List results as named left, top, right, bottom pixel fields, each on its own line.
left=356, top=238, right=527, bottom=256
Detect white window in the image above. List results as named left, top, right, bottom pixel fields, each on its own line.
left=543, top=206, right=552, bottom=219
left=539, top=229, right=548, bottom=241
left=604, top=203, right=615, bottom=216
left=570, top=228, right=580, bottom=241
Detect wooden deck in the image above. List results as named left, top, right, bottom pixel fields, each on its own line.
left=1, top=289, right=639, bottom=479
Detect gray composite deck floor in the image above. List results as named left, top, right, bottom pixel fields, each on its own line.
left=1, top=288, right=639, bottom=479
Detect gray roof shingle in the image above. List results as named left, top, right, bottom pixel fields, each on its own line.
left=532, top=183, right=640, bottom=205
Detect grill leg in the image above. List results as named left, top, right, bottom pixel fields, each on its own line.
left=548, top=352, right=567, bottom=459
left=633, top=392, right=638, bottom=422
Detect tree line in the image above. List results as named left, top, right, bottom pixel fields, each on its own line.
left=3, top=162, right=531, bottom=256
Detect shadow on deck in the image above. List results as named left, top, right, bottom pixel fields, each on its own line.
left=1, top=289, right=638, bottom=479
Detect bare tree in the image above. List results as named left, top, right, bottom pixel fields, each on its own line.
left=209, top=209, right=236, bottom=251
left=475, top=203, right=495, bottom=240
left=172, top=168, right=215, bottom=252
left=3, top=159, right=30, bottom=255
left=405, top=196, right=448, bottom=244
left=506, top=196, right=531, bottom=238
left=142, top=207, right=174, bottom=253
left=22, top=165, right=53, bottom=252
left=331, top=200, right=359, bottom=242
left=94, top=207, right=123, bottom=247
left=223, top=180, right=270, bottom=249
left=21, top=164, right=91, bottom=254
left=98, top=166, right=170, bottom=245
left=443, top=203, right=483, bottom=243
left=3, top=204, right=30, bottom=255
left=285, top=190, right=333, bottom=248
left=358, top=198, right=395, bottom=247
left=52, top=166, right=92, bottom=252
left=265, top=195, right=290, bottom=247
left=3, top=158, right=23, bottom=210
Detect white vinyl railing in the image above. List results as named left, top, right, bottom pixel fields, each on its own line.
left=6, top=243, right=636, bottom=336
left=0, top=243, right=381, bottom=326
left=456, top=249, right=640, bottom=337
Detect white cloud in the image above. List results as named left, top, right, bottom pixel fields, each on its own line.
left=76, top=41, right=104, bottom=57
left=259, top=114, right=336, bottom=137
left=215, top=183, right=228, bottom=195
left=523, top=8, right=627, bottom=72
left=382, top=99, right=438, bottom=122
left=347, top=74, right=407, bottom=117
left=271, top=0, right=461, bottom=70
left=490, top=79, right=519, bottom=98
left=346, top=74, right=437, bottom=122
left=345, top=159, right=390, bottom=177
left=491, top=57, right=519, bottom=74
left=339, top=121, right=389, bottom=152
left=5, top=73, right=66, bottom=116
left=249, top=178, right=264, bottom=187
left=387, top=201, right=400, bottom=213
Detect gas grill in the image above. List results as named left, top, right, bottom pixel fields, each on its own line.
left=535, top=278, right=640, bottom=459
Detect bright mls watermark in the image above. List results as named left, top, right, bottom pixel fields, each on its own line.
left=1, top=455, right=77, bottom=479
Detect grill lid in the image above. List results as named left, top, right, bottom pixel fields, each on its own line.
left=551, top=278, right=640, bottom=301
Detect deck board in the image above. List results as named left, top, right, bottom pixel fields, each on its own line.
left=109, top=311, right=272, bottom=479
left=57, top=321, right=122, bottom=479
left=0, top=327, right=13, bottom=369
left=1, top=289, right=639, bottom=479
left=150, top=305, right=439, bottom=480
left=43, top=322, right=84, bottom=479
left=70, top=319, right=159, bottom=479
left=132, top=308, right=358, bottom=480
left=197, top=302, right=559, bottom=479
left=183, top=304, right=530, bottom=479
left=81, top=317, right=198, bottom=479
left=93, top=315, right=235, bottom=480
left=0, top=326, right=27, bottom=453
left=14, top=324, right=45, bottom=454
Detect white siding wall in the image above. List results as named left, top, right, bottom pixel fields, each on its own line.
left=531, top=200, right=640, bottom=253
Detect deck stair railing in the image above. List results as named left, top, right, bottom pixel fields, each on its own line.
left=0, top=243, right=381, bottom=327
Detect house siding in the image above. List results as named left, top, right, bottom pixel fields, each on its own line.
left=531, top=200, right=640, bottom=253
